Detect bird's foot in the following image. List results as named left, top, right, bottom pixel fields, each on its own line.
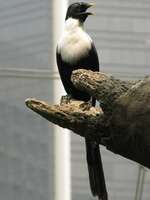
left=79, top=101, right=92, bottom=111
left=60, top=94, right=72, bottom=105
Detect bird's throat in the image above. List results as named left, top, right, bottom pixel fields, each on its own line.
left=58, top=18, right=92, bottom=64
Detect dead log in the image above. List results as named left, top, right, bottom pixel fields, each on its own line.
left=25, top=69, right=150, bottom=168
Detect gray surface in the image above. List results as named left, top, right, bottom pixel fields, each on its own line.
left=0, top=0, right=54, bottom=199
left=0, top=77, right=54, bottom=200
left=0, top=0, right=51, bottom=69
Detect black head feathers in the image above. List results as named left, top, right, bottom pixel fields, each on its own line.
left=65, top=2, right=94, bottom=22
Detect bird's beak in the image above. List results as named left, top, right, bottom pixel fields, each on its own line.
left=86, top=3, right=95, bottom=8
left=77, top=2, right=95, bottom=17
left=85, top=2, right=95, bottom=15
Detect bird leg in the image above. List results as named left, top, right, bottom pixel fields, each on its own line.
left=60, top=94, right=72, bottom=105
left=79, top=98, right=93, bottom=111
left=79, top=101, right=92, bottom=111
left=61, top=95, right=93, bottom=111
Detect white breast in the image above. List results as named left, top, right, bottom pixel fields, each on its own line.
left=57, top=18, right=92, bottom=64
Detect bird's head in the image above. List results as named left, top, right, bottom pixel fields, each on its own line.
left=65, top=2, right=94, bottom=23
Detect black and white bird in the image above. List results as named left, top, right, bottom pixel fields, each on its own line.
left=56, top=2, right=107, bottom=200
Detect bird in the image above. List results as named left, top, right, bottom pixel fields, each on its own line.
left=56, top=2, right=108, bottom=200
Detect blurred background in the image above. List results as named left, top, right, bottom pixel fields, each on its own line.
left=0, top=0, right=150, bottom=200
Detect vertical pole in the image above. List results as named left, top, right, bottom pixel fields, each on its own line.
left=52, top=1, right=71, bottom=200
left=134, top=165, right=145, bottom=200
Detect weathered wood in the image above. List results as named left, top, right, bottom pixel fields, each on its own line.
left=25, top=69, right=150, bottom=168
left=108, top=76, right=150, bottom=168
left=71, top=69, right=133, bottom=113
left=25, top=98, right=107, bottom=143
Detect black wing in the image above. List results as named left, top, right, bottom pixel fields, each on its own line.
left=87, top=41, right=99, bottom=71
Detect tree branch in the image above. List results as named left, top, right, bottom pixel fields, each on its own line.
left=25, top=98, right=107, bottom=143
left=25, top=70, right=150, bottom=168
left=72, top=69, right=133, bottom=113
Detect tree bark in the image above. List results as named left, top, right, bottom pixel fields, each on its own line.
left=71, top=69, right=133, bottom=114
left=25, top=69, right=150, bottom=169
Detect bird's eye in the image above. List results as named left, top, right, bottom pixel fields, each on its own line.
left=78, top=4, right=87, bottom=13
left=80, top=5, right=85, bottom=11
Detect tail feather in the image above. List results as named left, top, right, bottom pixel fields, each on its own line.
left=85, top=139, right=108, bottom=200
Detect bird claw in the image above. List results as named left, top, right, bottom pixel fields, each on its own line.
left=60, top=94, right=72, bottom=105
left=79, top=101, right=92, bottom=111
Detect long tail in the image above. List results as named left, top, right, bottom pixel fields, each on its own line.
left=85, top=139, right=108, bottom=200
